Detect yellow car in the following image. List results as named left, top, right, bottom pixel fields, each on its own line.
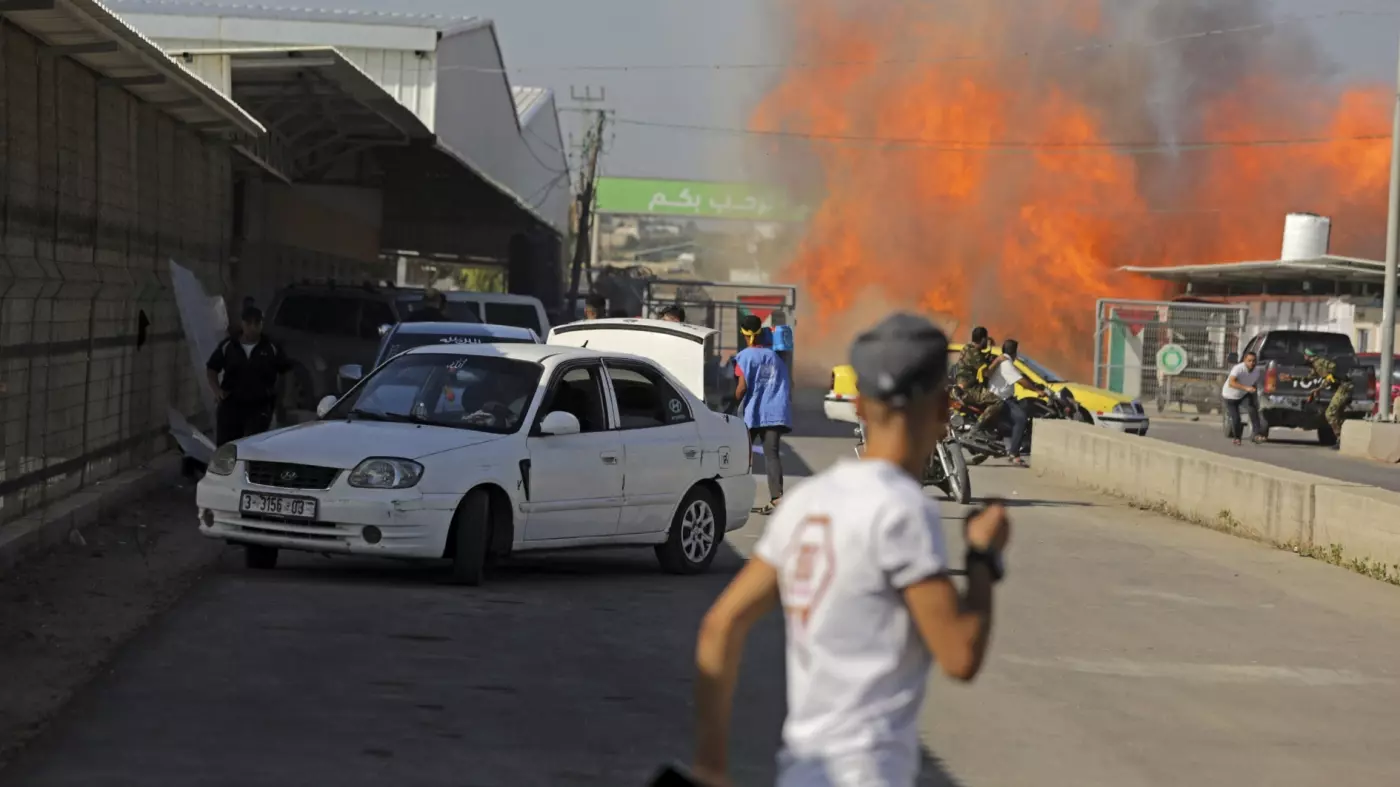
left=824, top=344, right=1149, bottom=435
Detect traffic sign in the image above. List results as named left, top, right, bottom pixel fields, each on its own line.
left=1157, top=344, right=1189, bottom=376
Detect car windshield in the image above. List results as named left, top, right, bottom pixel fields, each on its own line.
left=379, top=332, right=535, bottom=365
left=328, top=352, right=542, bottom=434
left=1016, top=353, right=1066, bottom=383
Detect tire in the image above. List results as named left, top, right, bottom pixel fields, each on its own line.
left=1076, top=407, right=1094, bottom=424
left=244, top=544, right=279, bottom=570
left=656, top=486, right=722, bottom=575
left=448, top=489, right=492, bottom=586
left=937, top=441, right=972, bottom=505
left=1317, top=424, right=1337, bottom=447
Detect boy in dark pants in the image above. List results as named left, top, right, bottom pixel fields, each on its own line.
left=735, top=315, right=792, bottom=515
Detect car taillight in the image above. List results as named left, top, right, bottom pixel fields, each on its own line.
left=1264, top=363, right=1278, bottom=394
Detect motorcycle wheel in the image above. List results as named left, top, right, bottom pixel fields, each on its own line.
left=938, top=440, right=972, bottom=504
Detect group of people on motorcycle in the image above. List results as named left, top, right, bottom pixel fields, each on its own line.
left=952, top=327, right=1049, bottom=467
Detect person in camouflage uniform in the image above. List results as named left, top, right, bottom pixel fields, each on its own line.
left=955, top=326, right=1002, bottom=431
left=1301, top=348, right=1352, bottom=448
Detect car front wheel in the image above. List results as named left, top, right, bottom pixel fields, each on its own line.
left=448, top=489, right=491, bottom=586
left=656, top=486, right=722, bottom=575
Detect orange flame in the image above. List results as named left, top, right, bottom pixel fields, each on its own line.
left=754, top=0, right=1391, bottom=377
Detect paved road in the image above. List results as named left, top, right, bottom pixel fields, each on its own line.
left=6, top=412, right=1400, bottom=786
left=1148, top=417, right=1400, bottom=492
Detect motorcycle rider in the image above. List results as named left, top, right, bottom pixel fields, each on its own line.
left=987, top=339, right=1047, bottom=467
left=954, top=327, right=1002, bottom=434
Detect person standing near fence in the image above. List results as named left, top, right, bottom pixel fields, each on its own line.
left=207, top=306, right=292, bottom=446
left=1221, top=351, right=1265, bottom=446
left=735, top=314, right=791, bottom=516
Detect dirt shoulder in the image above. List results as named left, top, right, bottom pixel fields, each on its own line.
left=0, top=477, right=224, bottom=770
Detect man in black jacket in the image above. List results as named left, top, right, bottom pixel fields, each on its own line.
left=207, top=306, right=292, bottom=445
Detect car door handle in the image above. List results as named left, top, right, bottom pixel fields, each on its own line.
left=600, top=453, right=619, bottom=464
left=683, top=446, right=699, bottom=459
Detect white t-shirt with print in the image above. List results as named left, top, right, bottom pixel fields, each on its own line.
left=754, top=458, right=948, bottom=787
left=1221, top=362, right=1262, bottom=401
left=987, top=357, right=1024, bottom=400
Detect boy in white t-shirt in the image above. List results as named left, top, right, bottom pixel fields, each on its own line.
left=689, top=313, right=1011, bottom=787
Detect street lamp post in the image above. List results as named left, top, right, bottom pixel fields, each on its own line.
left=1378, top=33, right=1400, bottom=421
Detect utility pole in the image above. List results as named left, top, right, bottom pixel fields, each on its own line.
left=1380, top=33, right=1400, bottom=421
left=566, top=109, right=606, bottom=319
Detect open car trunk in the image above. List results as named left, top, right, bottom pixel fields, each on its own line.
left=547, top=319, right=726, bottom=409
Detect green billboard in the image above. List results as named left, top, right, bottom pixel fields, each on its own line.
left=594, top=177, right=808, bottom=222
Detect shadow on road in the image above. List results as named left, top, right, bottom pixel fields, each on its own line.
left=0, top=540, right=973, bottom=787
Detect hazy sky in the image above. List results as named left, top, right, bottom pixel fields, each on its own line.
left=128, top=0, right=1400, bottom=182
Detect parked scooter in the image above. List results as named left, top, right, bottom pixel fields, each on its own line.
left=950, top=387, right=1083, bottom=465
left=853, top=422, right=972, bottom=504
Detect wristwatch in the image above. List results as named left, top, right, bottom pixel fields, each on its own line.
left=965, top=547, right=1005, bottom=583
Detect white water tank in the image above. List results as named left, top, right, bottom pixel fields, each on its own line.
left=1280, top=213, right=1331, bottom=260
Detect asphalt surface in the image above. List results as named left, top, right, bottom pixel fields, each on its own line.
left=6, top=407, right=1400, bottom=786
left=1147, top=417, right=1400, bottom=492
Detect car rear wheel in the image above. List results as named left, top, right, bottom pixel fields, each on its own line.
left=448, top=489, right=491, bottom=586
left=244, top=544, right=279, bottom=570
left=656, top=486, right=722, bottom=575
left=1317, top=424, right=1338, bottom=447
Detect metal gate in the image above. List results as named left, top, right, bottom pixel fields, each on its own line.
left=1093, top=299, right=1251, bottom=415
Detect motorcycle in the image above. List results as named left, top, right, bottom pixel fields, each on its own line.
left=950, top=387, right=1083, bottom=465
left=853, top=422, right=972, bottom=505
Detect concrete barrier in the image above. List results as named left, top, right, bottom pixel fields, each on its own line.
left=1340, top=420, right=1400, bottom=464
left=1313, top=486, right=1400, bottom=571
left=1030, top=420, right=1351, bottom=546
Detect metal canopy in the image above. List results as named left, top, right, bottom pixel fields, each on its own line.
left=170, top=46, right=433, bottom=182
left=0, top=0, right=263, bottom=137
left=1120, top=255, right=1387, bottom=283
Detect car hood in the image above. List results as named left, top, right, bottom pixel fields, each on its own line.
left=1051, top=382, right=1137, bottom=411
left=234, top=419, right=508, bottom=467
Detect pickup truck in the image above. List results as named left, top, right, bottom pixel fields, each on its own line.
left=1239, top=330, right=1377, bottom=445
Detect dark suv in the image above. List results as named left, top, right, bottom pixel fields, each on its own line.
left=266, top=281, right=455, bottom=410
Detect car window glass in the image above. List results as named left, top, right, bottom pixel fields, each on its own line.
left=330, top=353, right=542, bottom=434
left=541, top=365, right=608, bottom=433
left=606, top=364, right=692, bottom=429
left=299, top=297, right=342, bottom=335
left=273, top=295, right=312, bottom=330
left=443, top=301, right=482, bottom=322
left=486, top=302, right=543, bottom=334
left=380, top=332, right=535, bottom=365
left=360, top=300, right=395, bottom=340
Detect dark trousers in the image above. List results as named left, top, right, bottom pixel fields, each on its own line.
left=216, top=398, right=273, bottom=446
left=750, top=426, right=786, bottom=501
left=1224, top=393, right=1263, bottom=440
left=1003, top=397, right=1029, bottom=458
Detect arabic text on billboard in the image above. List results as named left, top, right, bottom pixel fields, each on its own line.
left=595, top=178, right=807, bottom=222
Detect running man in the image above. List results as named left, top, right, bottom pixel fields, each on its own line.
left=691, top=312, right=1010, bottom=787
left=734, top=314, right=792, bottom=515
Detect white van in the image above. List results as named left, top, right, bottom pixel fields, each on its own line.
left=399, top=291, right=550, bottom=338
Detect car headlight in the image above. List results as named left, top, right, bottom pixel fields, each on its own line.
left=208, top=444, right=238, bottom=476
left=348, top=457, right=424, bottom=489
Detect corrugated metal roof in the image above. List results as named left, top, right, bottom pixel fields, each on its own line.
left=103, top=0, right=472, bottom=26
left=2, top=0, right=264, bottom=138
left=510, top=85, right=549, bottom=124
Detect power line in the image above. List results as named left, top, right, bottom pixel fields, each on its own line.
left=436, top=8, right=1396, bottom=74
left=598, top=115, right=1391, bottom=154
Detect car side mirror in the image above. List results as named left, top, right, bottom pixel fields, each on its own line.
left=539, top=411, right=581, bottom=436
left=316, top=395, right=338, bottom=418
left=378, top=324, right=392, bottom=337
left=338, top=364, right=363, bottom=385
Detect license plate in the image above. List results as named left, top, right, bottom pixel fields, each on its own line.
left=239, top=492, right=318, bottom=521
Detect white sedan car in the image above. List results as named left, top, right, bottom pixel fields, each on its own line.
left=197, top=328, right=755, bottom=585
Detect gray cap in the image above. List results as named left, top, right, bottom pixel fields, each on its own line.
left=849, top=313, right=950, bottom=407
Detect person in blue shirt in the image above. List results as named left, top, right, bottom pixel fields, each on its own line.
left=735, top=314, right=792, bottom=515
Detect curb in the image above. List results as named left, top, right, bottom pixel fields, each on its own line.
left=0, top=452, right=184, bottom=576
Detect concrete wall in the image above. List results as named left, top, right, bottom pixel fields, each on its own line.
left=0, top=25, right=232, bottom=529
left=1031, top=420, right=1400, bottom=572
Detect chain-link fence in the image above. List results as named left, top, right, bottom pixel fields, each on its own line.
left=0, top=23, right=233, bottom=529
left=1093, top=299, right=1251, bottom=415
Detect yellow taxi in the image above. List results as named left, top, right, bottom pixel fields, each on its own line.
left=824, top=343, right=1149, bottom=435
